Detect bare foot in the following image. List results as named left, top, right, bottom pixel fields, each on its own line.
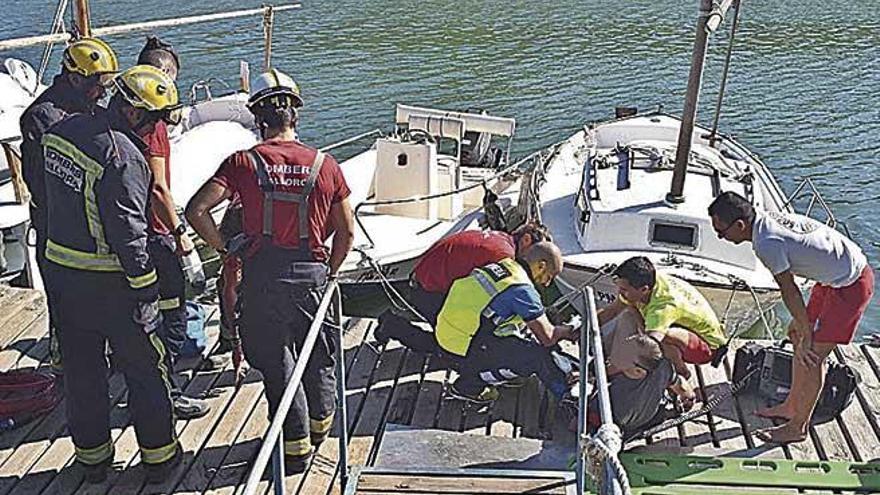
left=755, top=403, right=795, bottom=420
left=754, top=424, right=807, bottom=444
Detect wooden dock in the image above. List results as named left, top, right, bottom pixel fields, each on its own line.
left=0, top=284, right=879, bottom=494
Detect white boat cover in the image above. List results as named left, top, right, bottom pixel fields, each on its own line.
left=395, top=104, right=516, bottom=137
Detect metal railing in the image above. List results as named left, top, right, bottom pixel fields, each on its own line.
left=241, top=282, right=628, bottom=494
left=241, top=280, right=349, bottom=495
left=782, top=177, right=853, bottom=238
left=576, top=286, right=628, bottom=495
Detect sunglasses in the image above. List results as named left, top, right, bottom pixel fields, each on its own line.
left=714, top=217, right=742, bottom=239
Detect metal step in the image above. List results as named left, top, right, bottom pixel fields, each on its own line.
left=373, top=424, right=576, bottom=471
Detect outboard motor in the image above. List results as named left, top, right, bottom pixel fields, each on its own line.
left=460, top=108, right=502, bottom=168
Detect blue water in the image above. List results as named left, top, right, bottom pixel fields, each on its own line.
left=3, top=0, right=878, bottom=334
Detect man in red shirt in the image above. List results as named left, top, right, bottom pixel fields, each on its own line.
left=375, top=222, right=550, bottom=352
left=186, top=69, right=354, bottom=473
left=136, top=37, right=209, bottom=420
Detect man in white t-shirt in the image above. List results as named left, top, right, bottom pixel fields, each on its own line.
left=708, top=191, right=874, bottom=444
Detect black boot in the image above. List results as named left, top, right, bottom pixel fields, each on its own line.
left=145, top=445, right=183, bottom=484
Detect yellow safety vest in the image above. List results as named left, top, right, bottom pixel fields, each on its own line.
left=435, top=257, right=533, bottom=357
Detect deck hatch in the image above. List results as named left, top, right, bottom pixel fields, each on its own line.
left=650, top=221, right=698, bottom=249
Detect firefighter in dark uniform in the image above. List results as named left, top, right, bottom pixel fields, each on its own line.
left=41, top=65, right=181, bottom=483
left=19, top=37, right=119, bottom=373
left=186, top=69, right=355, bottom=473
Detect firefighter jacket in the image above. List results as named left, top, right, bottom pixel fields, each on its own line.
left=19, top=75, right=91, bottom=234
left=41, top=111, right=158, bottom=299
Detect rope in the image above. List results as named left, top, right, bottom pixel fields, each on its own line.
left=584, top=431, right=632, bottom=495
left=37, top=0, right=69, bottom=86
left=352, top=247, right=430, bottom=324
left=549, top=263, right=617, bottom=312
left=628, top=365, right=759, bottom=441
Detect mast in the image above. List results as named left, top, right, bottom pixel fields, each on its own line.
left=74, top=0, right=92, bottom=37
left=665, top=0, right=736, bottom=205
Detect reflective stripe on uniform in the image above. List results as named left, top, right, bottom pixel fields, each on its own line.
left=435, top=258, right=532, bottom=357
left=284, top=437, right=312, bottom=457
left=471, top=270, right=500, bottom=298
left=147, top=332, right=177, bottom=459
left=158, top=297, right=181, bottom=311
left=75, top=440, right=114, bottom=465
left=42, top=134, right=111, bottom=253
left=298, top=151, right=325, bottom=242
left=141, top=440, right=178, bottom=464
left=45, top=239, right=123, bottom=272
left=248, top=149, right=325, bottom=247
left=127, top=269, right=158, bottom=289
left=309, top=413, right=334, bottom=435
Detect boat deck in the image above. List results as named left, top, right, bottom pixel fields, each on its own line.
left=0, top=285, right=879, bottom=494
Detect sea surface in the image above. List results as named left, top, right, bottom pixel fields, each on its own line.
left=3, top=0, right=878, bottom=334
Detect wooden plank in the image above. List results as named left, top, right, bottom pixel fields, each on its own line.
left=331, top=339, right=409, bottom=494
left=141, top=369, right=264, bottom=494
left=679, top=363, right=712, bottom=451
left=0, top=310, right=48, bottom=371
left=0, top=288, right=45, bottom=349
left=701, top=357, right=751, bottom=455
left=34, top=312, right=222, bottom=495
left=834, top=345, right=880, bottom=462
left=484, top=381, right=519, bottom=438
left=295, top=319, right=381, bottom=495
left=434, top=368, right=466, bottom=433
left=408, top=360, right=448, bottom=431
left=387, top=352, right=431, bottom=426
left=88, top=341, right=237, bottom=494
left=813, top=349, right=875, bottom=463
left=681, top=360, right=752, bottom=456
left=516, top=378, right=543, bottom=439
left=202, top=397, right=269, bottom=495
left=170, top=374, right=264, bottom=494
left=355, top=472, right=570, bottom=494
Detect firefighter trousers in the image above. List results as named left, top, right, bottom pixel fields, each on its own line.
left=240, top=263, right=337, bottom=458
left=147, top=235, right=187, bottom=361
left=51, top=265, right=178, bottom=466
left=34, top=230, right=62, bottom=372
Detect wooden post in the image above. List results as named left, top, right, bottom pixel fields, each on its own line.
left=263, top=5, right=275, bottom=71
left=666, top=0, right=714, bottom=205
left=74, top=0, right=91, bottom=37
left=3, top=143, right=30, bottom=205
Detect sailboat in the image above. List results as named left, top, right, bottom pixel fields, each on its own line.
left=526, top=2, right=839, bottom=336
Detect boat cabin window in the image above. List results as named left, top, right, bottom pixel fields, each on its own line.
left=650, top=221, right=698, bottom=249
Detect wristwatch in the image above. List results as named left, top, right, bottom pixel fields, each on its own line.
left=173, top=223, right=187, bottom=236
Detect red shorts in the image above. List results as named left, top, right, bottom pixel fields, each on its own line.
left=807, top=266, right=875, bottom=344
left=680, top=330, right=714, bottom=365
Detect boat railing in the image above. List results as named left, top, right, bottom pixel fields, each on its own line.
left=241, top=280, right=349, bottom=495
left=576, top=286, right=630, bottom=495
left=319, top=128, right=384, bottom=153
left=783, top=176, right=853, bottom=238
